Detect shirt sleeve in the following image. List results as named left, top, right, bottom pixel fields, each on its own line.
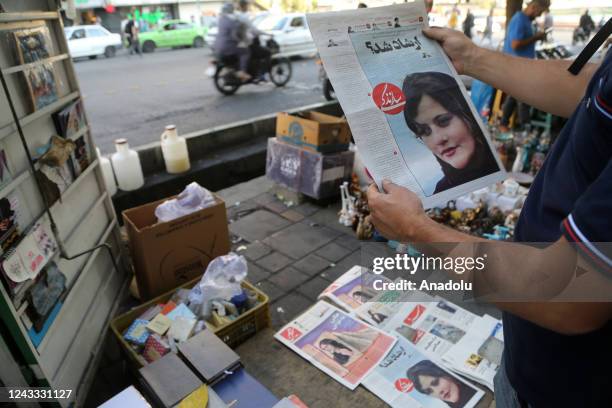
left=561, top=158, right=612, bottom=275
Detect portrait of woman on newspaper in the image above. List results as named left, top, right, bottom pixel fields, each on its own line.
left=406, top=359, right=477, bottom=408
left=402, top=71, right=499, bottom=194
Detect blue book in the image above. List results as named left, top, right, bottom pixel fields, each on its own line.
left=28, top=301, right=62, bottom=348
left=213, top=368, right=278, bottom=408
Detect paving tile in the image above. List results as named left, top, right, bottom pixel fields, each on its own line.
left=305, top=203, right=350, bottom=234
left=315, top=242, right=353, bottom=263
left=319, top=250, right=363, bottom=282
left=298, top=276, right=332, bottom=301
left=264, top=201, right=289, bottom=214
left=256, top=251, right=293, bottom=273
left=252, top=192, right=276, bottom=205
left=267, top=267, right=310, bottom=292
left=293, top=202, right=321, bottom=217
left=263, top=222, right=342, bottom=260
left=271, top=292, right=312, bottom=328
left=227, top=200, right=259, bottom=222
left=334, top=233, right=363, bottom=252
left=246, top=262, right=271, bottom=284
left=229, top=209, right=291, bottom=242
left=292, top=254, right=332, bottom=277
left=255, top=280, right=285, bottom=302
left=243, top=241, right=272, bottom=261
left=280, top=209, right=304, bottom=222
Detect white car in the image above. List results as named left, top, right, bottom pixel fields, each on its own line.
left=257, top=13, right=316, bottom=58
left=64, top=25, right=122, bottom=59
left=207, top=13, right=316, bottom=58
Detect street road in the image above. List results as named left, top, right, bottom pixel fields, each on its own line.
left=75, top=47, right=325, bottom=153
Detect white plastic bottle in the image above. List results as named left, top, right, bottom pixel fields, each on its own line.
left=96, top=148, right=117, bottom=196
left=111, top=139, right=144, bottom=191
left=161, top=125, right=190, bottom=174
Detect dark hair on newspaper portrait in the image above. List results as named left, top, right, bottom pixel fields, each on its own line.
left=402, top=71, right=500, bottom=194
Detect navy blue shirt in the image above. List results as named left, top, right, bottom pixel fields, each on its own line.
left=503, top=11, right=536, bottom=59
left=507, top=51, right=612, bottom=406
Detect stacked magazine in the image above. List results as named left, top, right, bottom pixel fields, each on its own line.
left=276, top=266, right=503, bottom=407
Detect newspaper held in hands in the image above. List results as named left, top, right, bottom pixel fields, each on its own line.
left=363, top=336, right=484, bottom=408
left=307, top=3, right=505, bottom=209
left=274, top=301, right=396, bottom=390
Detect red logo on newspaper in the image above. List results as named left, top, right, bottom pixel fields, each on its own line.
left=404, top=304, right=426, bottom=325
left=395, top=378, right=414, bottom=393
left=372, top=83, right=406, bottom=115
left=280, top=327, right=302, bottom=341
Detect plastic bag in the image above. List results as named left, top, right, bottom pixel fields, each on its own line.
left=155, top=182, right=215, bottom=222
left=187, top=253, right=248, bottom=318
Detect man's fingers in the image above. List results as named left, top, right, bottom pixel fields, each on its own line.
left=367, top=183, right=381, bottom=200
left=381, top=179, right=401, bottom=193
left=423, top=27, right=447, bottom=41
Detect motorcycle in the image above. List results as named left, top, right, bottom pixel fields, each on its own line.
left=213, top=37, right=292, bottom=96
left=572, top=27, right=590, bottom=46
left=316, top=56, right=335, bottom=101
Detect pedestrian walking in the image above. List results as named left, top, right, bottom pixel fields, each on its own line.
left=125, top=16, right=142, bottom=57
left=462, top=8, right=474, bottom=38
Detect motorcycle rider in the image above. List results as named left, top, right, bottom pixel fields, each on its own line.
left=214, top=3, right=251, bottom=82
left=236, top=0, right=270, bottom=81
left=579, top=9, right=596, bottom=38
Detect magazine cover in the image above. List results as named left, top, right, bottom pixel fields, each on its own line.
left=13, top=25, right=52, bottom=64
left=275, top=301, right=396, bottom=390
left=71, top=135, right=90, bottom=176
left=0, top=149, right=13, bottom=191
left=363, top=337, right=483, bottom=408
left=24, top=63, right=58, bottom=111
left=308, top=3, right=505, bottom=208
left=52, top=99, right=86, bottom=139
left=0, top=195, right=19, bottom=252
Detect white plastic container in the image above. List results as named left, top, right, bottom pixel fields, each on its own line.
left=96, top=148, right=117, bottom=196
left=161, top=125, right=190, bottom=174
left=111, top=139, right=144, bottom=191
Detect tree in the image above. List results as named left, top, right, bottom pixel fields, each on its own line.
left=506, top=0, right=523, bottom=29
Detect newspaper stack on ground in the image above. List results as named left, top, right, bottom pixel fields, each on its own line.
left=274, top=301, right=396, bottom=390
left=317, top=266, right=502, bottom=391
left=441, top=314, right=503, bottom=390
left=307, top=3, right=505, bottom=209
left=363, top=336, right=484, bottom=408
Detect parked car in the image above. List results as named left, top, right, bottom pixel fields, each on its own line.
left=139, top=20, right=207, bottom=53
left=257, top=13, right=316, bottom=58
left=64, top=25, right=122, bottom=59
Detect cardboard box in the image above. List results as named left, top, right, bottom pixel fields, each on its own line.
left=266, top=138, right=354, bottom=200
left=276, top=111, right=351, bottom=153
left=123, top=194, right=230, bottom=300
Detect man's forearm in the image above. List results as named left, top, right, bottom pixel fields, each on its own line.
left=511, top=35, right=540, bottom=50
left=465, top=47, right=597, bottom=118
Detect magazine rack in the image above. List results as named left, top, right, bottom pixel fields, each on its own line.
left=0, top=2, right=128, bottom=406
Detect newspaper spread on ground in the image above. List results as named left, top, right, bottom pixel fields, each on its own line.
left=363, top=336, right=484, bottom=408
left=380, top=296, right=479, bottom=361
left=275, top=301, right=397, bottom=390
left=307, top=3, right=505, bottom=208
left=318, top=265, right=393, bottom=313
left=441, top=314, right=503, bottom=390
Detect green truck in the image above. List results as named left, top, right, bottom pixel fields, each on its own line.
left=139, top=20, right=208, bottom=53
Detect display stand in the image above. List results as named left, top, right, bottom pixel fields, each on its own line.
left=0, top=1, right=128, bottom=406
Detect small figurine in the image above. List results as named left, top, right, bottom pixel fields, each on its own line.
left=338, top=181, right=357, bottom=227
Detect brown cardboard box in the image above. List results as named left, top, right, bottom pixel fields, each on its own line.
left=123, top=194, right=230, bottom=300
left=276, top=111, right=351, bottom=153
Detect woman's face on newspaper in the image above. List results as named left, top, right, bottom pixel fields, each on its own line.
left=414, top=94, right=475, bottom=170
left=418, top=374, right=460, bottom=403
